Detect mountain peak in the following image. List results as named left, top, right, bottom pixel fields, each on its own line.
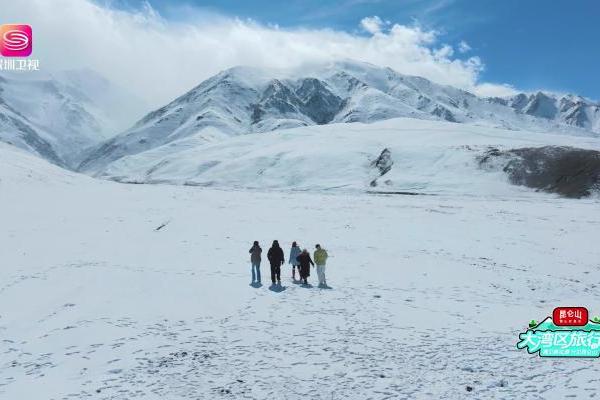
left=78, top=62, right=600, bottom=173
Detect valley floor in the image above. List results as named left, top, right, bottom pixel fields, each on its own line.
left=1, top=156, right=600, bottom=399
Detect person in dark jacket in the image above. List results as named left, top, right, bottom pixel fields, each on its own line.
left=249, top=241, right=262, bottom=283
left=296, top=249, right=314, bottom=285
left=267, top=240, right=285, bottom=285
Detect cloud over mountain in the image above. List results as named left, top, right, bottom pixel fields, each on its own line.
left=2, top=0, right=515, bottom=108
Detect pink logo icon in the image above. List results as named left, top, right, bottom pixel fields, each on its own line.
left=0, top=24, right=33, bottom=57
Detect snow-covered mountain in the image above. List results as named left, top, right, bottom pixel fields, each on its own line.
left=0, top=70, right=146, bottom=168
left=95, top=117, right=600, bottom=197
left=0, top=87, right=64, bottom=166
left=79, top=61, right=600, bottom=173
left=488, top=91, right=600, bottom=132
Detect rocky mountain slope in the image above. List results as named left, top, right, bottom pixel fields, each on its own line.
left=0, top=70, right=145, bottom=168
left=488, top=91, right=600, bottom=132
left=79, top=61, right=600, bottom=173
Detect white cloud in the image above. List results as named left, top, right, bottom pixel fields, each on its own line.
left=458, top=40, right=471, bottom=53
left=1, top=1, right=517, bottom=109
left=360, top=16, right=384, bottom=34
left=472, top=82, right=518, bottom=97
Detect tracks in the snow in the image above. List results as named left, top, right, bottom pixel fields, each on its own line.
left=1, top=265, right=599, bottom=399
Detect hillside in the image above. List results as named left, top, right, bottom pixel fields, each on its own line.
left=0, top=70, right=145, bottom=168
left=95, top=117, right=600, bottom=197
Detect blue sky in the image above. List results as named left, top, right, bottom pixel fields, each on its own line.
left=117, top=0, right=600, bottom=99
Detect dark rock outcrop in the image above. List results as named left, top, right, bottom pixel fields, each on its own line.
left=370, top=148, right=393, bottom=187
left=479, top=146, right=600, bottom=198
left=296, top=78, right=344, bottom=124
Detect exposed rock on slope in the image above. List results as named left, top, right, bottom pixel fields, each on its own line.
left=479, top=146, right=600, bottom=198
left=370, top=148, right=393, bottom=187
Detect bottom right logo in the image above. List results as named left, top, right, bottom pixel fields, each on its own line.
left=517, top=307, right=600, bottom=358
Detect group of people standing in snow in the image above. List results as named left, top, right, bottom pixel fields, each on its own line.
left=248, top=240, right=329, bottom=287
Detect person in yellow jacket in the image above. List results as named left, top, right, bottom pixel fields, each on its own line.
left=313, top=244, right=329, bottom=287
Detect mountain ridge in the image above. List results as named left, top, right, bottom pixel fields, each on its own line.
left=79, top=60, right=600, bottom=173
left=0, top=70, right=147, bottom=168
left=4, top=61, right=600, bottom=172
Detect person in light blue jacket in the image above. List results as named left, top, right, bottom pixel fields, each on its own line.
left=289, top=241, right=302, bottom=280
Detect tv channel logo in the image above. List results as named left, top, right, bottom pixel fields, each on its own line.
left=0, top=24, right=33, bottom=57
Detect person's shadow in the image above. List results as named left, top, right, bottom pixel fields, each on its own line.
left=249, top=282, right=263, bottom=288
left=269, top=283, right=287, bottom=293
left=300, top=283, right=313, bottom=289
left=292, top=279, right=303, bottom=285
left=318, top=283, right=333, bottom=290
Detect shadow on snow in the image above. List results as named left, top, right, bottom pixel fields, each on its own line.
left=269, top=284, right=287, bottom=293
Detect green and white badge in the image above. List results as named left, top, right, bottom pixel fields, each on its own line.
left=517, top=307, right=600, bottom=358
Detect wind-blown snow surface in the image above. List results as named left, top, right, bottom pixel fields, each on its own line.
left=98, top=118, right=600, bottom=196
left=2, top=142, right=600, bottom=399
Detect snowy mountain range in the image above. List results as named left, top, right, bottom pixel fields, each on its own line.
left=78, top=61, right=600, bottom=174
left=0, top=70, right=146, bottom=168
left=1, top=60, right=599, bottom=177
left=488, top=91, right=600, bottom=132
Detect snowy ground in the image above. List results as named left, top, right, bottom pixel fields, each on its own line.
left=1, top=143, right=600, bottom=399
